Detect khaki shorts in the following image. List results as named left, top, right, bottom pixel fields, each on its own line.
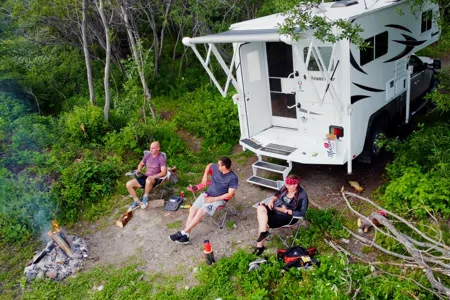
left=192, top=193, right=226, bottom=216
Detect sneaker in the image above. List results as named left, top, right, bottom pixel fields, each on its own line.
left=141, top=197, right=149, bottom=209
left=169, top=231, right=190, bottom=244
left=128, top=201, right=141, bottom=212
left=252, top=246, right=266, bottom=256
left=256, top=231, right=270, bottom=243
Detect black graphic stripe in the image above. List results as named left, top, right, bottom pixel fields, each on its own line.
left=384, top=45, right=414, bottom=63
left=393, top=34, right=426, bottom=46
left=353, top=83, right=384, bottom=92
left=385, top=24, right=412, bottom=33
left=351, top=95, right=370, bottom=104
left=432, top=31, right=440, bottom=37
left=350, top=51, right=367, bottom=75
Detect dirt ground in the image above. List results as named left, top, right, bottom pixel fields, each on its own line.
left=83, top=148, right=389, bottom=284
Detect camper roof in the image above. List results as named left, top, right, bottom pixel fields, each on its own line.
left=184, top=0, right=407, bottom=44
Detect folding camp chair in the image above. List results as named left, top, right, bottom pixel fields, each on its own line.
left=187, top=169, right=237, bottom=229
left=254, top=196, right=305, bottom=248
left=125, top=151, right=172, bottom=200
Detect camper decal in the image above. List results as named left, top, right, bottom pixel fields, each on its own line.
left=352, top=83, right=385, bottom=93
left=351, top=95, right=370, bottom=104
left=324, top=139, right=336, bottom=158
left=350, top=51, right=367, bottom=75
left=385, top=24, right=412, bottom=33
left=384, top=34, right=426, bottom=63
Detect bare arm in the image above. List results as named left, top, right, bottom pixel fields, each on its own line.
left=153, top=165, right=167, bottom=179
left=201, top=163, right=212, bottom=186
left=137, top=161, right=145, bottom=174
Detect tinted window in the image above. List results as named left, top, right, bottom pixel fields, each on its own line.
left=421, top=10, right=432, bottom=33
left=266, top=42, right=293, bottom=77
left=375, top=31, right=388, bottom=58
left=360, top=37, right=374, bottom=66
left=360, top=31, right=388, bottom=66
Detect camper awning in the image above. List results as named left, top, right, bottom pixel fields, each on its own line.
left=183, top=29, right=283, bottom=45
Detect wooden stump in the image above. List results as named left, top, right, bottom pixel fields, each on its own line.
left=116, top=211, right=133, bottom=228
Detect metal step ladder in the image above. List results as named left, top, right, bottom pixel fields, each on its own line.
left=247, top=157, right=292, bottom=190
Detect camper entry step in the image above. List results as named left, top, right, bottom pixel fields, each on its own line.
left=247, top=176, right=281, bottom=190
left=253, top=161, right=288, bottom=173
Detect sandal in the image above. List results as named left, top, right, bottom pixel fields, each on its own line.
left=252, top=246, right=266, bottom=256
left=256, top=231, right=270, bottom=243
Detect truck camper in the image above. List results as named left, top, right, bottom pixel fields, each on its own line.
left=182, top=0, right=441, bottom=189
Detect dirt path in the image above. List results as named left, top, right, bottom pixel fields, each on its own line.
left=83, top=152, right=388, bottom=283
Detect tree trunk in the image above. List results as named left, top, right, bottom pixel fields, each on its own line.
left=158, top=1, right=172, bottom=62
left=82, top=0, right=96, bottom=105
left=96, top=0, right=111, bottom=121
left=119, top=0, right=156, bottom=120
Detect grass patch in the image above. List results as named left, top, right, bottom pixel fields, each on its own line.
left=225, top=220, right=236, bottom=230
left=0, top=240, right=40, bottom=299
left=166, top=220, right=182, bottom=229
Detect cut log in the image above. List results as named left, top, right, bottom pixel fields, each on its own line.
left=116, top=210, right=133, bottom=228
left=51, top=232, right=73, bottom=257
left=357, top=210, right=386, bottom=233
left=59, top=230, right=75, bottom=252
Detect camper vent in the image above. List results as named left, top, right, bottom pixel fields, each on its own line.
left=331, top=0, right=358, bottom=7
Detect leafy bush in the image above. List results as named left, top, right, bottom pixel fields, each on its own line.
left=0, top=168, right=55, bottom=244
left=381, top=123, right=450, bottom=218
left=52, top=151, right=123, bottom=223
left=173, top=86, right=239, bottom=148
left=61, top=105, right=110, bottom=145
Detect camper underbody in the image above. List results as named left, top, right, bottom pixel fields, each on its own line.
left=183, top=0, right=441, bottom=189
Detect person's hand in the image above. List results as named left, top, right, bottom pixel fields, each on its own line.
left=268, top=201, right=274, bottom=210
left=136, top=171, right=143, bottom=177
left=275, top=205, right=288, bottom=214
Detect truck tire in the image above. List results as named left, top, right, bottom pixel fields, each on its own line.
left=364, top=117, right=387, bottom=160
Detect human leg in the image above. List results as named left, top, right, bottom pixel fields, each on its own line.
left=256, top=205, right=270, bottom=248
left=141, top=177, right=157, bottom=209
left=126, top=178, right=142, bottom=199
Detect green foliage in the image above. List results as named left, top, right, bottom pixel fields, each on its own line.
left=61, top=105, right=110, bottom=145
left=172, top=86, right=239, bottom=149
left=0, top=168, right=56, bottom=244
left=381, top=123, right=450, bottom=218
left=52, top=151, right=123, bottom=223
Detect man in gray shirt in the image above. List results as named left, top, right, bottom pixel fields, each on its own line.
left=169, top=157, right=238, bottom=244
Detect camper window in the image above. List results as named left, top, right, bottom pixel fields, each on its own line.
left=421, top=10, right=432, bottom=33
left=303, top=47, right=333, bottom=71
left=360, top=31, right=388, bottom=66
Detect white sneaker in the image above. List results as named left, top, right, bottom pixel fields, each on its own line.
left=141, top=197, right=148, bottom=209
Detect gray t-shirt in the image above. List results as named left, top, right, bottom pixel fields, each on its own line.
left=142, top=152, right=166, bottom=177
left=206, top=163, right=238, bottom=197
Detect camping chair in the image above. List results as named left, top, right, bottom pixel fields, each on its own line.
left=187, top=169, right=237, bottom=229
left=255, top=196, right=305, bottom=248
left=125, top=151, right=172, bottom=200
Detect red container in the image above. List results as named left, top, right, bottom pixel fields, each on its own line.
left=204, top=240, right=212, bottom=253
left=180, top=191, right=185, bottom=198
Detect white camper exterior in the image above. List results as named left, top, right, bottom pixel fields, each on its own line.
left=182, top=0, right=440, bottom=189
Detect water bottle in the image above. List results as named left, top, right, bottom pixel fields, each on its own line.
left=180, top=191, right=185, bottom=198
left=203, top=240, right=215, bottom=265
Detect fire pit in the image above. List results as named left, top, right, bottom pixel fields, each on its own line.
left=24, top=219, right=88, bottom=281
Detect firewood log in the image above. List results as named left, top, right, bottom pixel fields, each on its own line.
left=51, top=233, right=73, bottom=257
left=116, top=211, right=133, bottom=228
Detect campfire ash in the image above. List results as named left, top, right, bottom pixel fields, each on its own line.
left=24, top=219, right=88, bottom=281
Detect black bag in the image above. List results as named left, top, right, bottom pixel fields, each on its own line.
left=165, top=196, right=184, bottom=211
left=277, top=246, right=320, bottom=270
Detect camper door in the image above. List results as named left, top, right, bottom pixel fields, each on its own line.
left=239, top=43, right=271, bottom=137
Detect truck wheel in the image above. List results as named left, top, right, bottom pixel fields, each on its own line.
left=364, top=117, right=387, bottom=160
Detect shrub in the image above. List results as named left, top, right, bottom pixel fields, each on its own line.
left=381, top=123, right=450, bottom=218
left=61, top=104, right=110, bottom=145
left=173, top=86, right=239, bottom=148
left=53, top=151, right=123, bottom=223
left=0, top=168, right=55, bottom=244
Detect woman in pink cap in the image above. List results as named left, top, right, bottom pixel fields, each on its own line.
left=253, top=174, right=308, bottom=255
